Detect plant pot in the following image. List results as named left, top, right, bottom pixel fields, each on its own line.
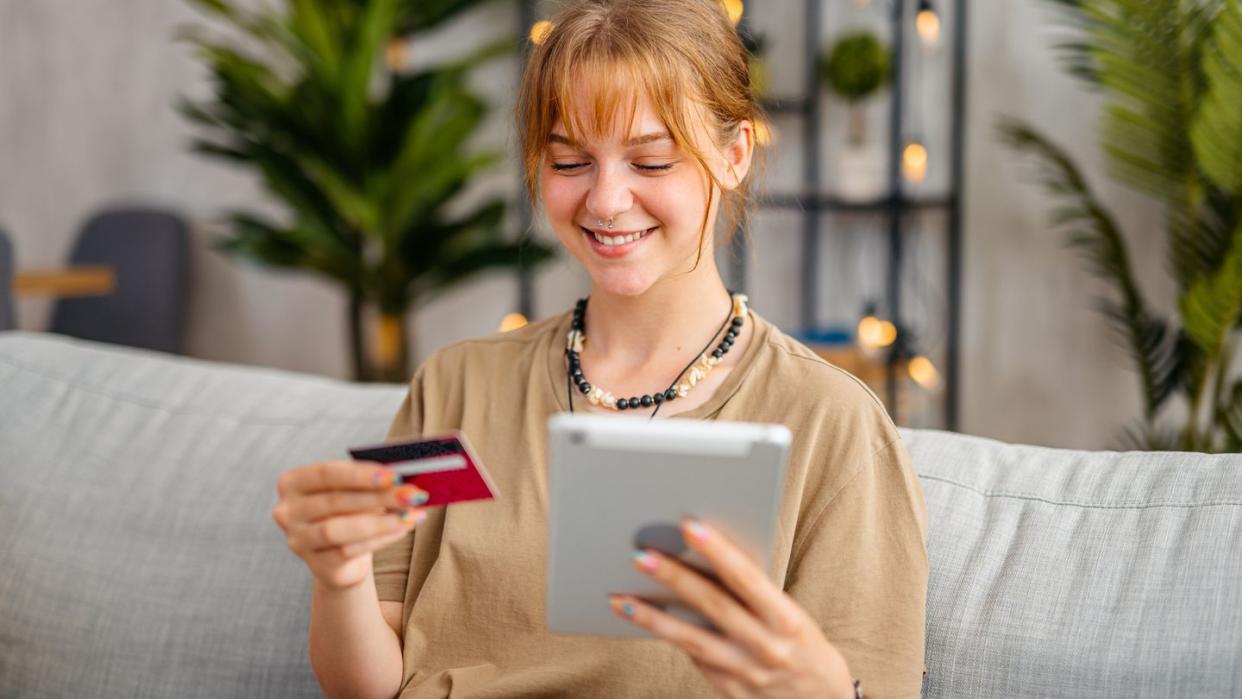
left=836, top=143, right=887, bottom=201
left=349, top=298, right=412, bottom=383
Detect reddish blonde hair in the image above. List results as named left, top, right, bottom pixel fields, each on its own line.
left=516, top=0, right=765, bottom=255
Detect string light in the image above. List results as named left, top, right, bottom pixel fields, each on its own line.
left=916, top=0, right=941, bottom=46
left=499, top=313, right=529, bottom=332
left=908, top=355, right=941, bottom=390
left=858, top=314, right=898, bottom=350
left=722, top=0, right=744, bottom=26
left=902, top=141, right=929, bottom=183
left=529, top=20, right=554, bottom=45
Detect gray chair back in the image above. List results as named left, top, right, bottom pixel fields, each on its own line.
left=0, top=228, right=14, bottom=331
left=49, top=207, right=188, bottom=354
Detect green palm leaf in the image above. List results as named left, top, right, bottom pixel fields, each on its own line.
left=999, top=119, right=1183, bottom=417
left=1180, top=222, right=1242, bottom=355
left=1192, top=0, right=1242, bottom=195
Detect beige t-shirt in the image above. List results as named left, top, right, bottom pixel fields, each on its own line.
left=373, top=309, right=928, bottom=698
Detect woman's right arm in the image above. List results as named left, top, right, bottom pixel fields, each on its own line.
left=309, top=577, right=405, bottom=699
left=272, top=460, right=427, bottom=699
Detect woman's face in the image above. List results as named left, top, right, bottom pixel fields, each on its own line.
left=540, top=94, right=752, bottom=297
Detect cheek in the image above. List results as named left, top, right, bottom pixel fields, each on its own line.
left=647, top=173, right=708, bottom=237
left=540, top=177, right=581, bottom=224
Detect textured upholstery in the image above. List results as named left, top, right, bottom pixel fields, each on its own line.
left=901, top=429, right=1242, bottom=696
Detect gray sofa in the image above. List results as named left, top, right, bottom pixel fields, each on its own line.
left=1, top=331, right=1239, bottom=698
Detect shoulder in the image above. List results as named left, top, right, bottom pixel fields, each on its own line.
left=750, top=314, right=897, bottom=438
left=408, top=311, right=566, bottom=387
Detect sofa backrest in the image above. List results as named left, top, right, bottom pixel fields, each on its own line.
left=0, top=332, right=403, bottom=698
left=901, top=428, right=1242, bottom=697
left=2, top=332, right=1240, bottom=697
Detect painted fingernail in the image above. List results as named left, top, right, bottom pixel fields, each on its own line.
left=610, top=596, right=636, bottom=619
left=397, top=486, right=429, bottom=506
left=399, top=509, right=428, bottom=525
left=633, top=550, right=660, bottom=574
left=684, top=519, right=711, bottom=543
left=372, top=470, right=396, bottom=487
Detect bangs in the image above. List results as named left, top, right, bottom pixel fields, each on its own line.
left=554, top=58, right=643, bottom=146
left=538, top=42, right=699, bottom=153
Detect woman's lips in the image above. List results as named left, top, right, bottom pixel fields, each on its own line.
left=581, top=225, right=656, bottom=258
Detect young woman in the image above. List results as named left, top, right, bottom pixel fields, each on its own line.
left=271, top=1, right=928, bottom=697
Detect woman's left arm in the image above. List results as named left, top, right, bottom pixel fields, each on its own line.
left=610, top=438, right=928, bottom=699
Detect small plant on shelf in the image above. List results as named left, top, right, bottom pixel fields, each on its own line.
left=822, top=32, right=891, bottom=146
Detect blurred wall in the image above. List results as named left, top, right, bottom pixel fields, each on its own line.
left=0, top=0, right=1170, bottom=449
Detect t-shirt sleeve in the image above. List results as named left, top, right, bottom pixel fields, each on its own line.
left=371, top=366, right=426, bottom=603
left=785, top=436, right=929, bottom=699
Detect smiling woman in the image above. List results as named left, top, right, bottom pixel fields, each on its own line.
left=519, top=0, right=760, bottom=288
left=273, top=1, right=929, bottom=698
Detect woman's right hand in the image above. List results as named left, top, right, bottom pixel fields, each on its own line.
left=271, top=461, right=428, bottom=592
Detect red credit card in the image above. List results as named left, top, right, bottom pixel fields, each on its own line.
left=348, top=431, right=498, bottom=507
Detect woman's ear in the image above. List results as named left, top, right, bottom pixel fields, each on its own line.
left=719, top=119, right=755, bottom=191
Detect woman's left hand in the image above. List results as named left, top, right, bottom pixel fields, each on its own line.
left=609, top=519, right=856, bottom=699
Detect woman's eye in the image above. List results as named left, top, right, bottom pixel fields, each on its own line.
left=549, top=161, right=675, bottom=173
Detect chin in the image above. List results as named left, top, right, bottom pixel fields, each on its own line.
left=586, top=268, right=659, bottom=298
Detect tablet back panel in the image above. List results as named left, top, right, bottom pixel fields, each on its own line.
left=546, top=413, right=790, bottom=638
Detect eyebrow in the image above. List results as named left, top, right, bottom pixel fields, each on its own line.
left=548, top=132, right=672, bottom=147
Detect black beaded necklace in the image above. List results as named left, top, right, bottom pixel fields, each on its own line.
left=565, top=292, right=748, bottom=419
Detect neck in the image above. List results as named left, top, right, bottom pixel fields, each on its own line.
left=582, top=266, right=733, bottom=368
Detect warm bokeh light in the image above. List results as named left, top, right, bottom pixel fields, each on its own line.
left=908, top=355, right=941, bottom=390
left=916, top=8, right=941, bottom=45
left=722, top=0, right=744, bottom=26
left=858, top=315, right=898, bottom=350
left=529, top=20, right=554, bottom=45
left=903, top=141, right=929, bottom=183
left=385, top=39, right=410, bottom=71
left=755, top=117, right=774, bottom=146
left=499, top=313, right=529, bottom=333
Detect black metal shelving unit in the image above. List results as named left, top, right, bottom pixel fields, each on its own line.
left=513, top=0, right=968, bottom=430
left=737, top=0, right=967, bottom=429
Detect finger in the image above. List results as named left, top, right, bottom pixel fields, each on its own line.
left=290, top=509, right=411, bottom=552
left=631, top=548, right=781, bottom=665
left=282, top=484, right=429, bottom=524
left=277, top=460, right=400, bottom=497
left=682, top=518, right=805, bottom=633
left=338, top=513, right=423, bottom=558
left=609, top=595, right=754, bottom=674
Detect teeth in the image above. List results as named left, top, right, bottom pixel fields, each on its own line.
left=591, top=227, right=652, bottom=246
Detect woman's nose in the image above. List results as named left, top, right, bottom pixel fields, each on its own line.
left=584, top=165, right=633, bottom=222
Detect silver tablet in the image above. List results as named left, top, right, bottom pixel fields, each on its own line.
left=545, top=413, right=791, bottom=638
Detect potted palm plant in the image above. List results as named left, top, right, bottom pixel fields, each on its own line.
left=999, top=0, right=1242, bottom=451
left=178, top=0, right=555, bottom=382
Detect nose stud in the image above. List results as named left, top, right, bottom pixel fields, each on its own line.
left=597, top=218, right=614, bottom=231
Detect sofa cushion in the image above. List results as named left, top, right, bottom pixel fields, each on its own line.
left=902, top=428, right=1242, bottom=697
left=0, top=332, right=407, bottom=698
